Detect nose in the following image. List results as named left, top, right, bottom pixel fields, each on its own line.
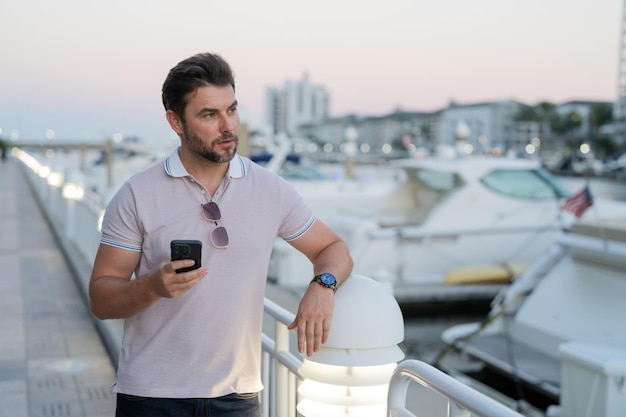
left=220, top=113, right=237, bottom=133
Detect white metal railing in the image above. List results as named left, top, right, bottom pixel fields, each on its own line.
left=14, top=147, right=104, bottom=271
left=388, top=360, right=524, bottom=417
left=261, top=299, right=302, bottom=417
left=13, top=147, right=528, bottom=417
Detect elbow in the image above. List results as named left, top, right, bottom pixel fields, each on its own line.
left=345, top=255, right=354, bottom=279
left=88, top=283, right=115, bottom=320
left=89, top=299, right=111, bottom=320
left=343, top=241, right=354, bottom=270
left=337, top=241, right=354, bottom=279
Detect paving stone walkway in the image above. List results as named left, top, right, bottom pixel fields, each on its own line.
left=0, top=158, right=116, bottom=417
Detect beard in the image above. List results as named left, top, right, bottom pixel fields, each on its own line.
left=182, top=123, right=238, bottom=163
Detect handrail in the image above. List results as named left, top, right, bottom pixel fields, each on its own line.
left=261, top=298, right=303, bottom=417
left=388, top=360, right=524, bottom=417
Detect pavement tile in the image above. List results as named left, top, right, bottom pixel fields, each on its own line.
left=0, top=380, right=28, bottom=417
left=0, top=159, right=116, bottom=416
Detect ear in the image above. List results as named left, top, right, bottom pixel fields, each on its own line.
left=166, top=110, right=184, bottom=136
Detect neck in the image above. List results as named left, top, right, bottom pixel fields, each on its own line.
left=178, top=148, right=231, bottom=195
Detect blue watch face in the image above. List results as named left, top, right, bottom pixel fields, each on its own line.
left=320, top=273, right=336, bottom=285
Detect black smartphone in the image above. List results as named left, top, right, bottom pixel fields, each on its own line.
left=170, top=240, right=202, bottom=273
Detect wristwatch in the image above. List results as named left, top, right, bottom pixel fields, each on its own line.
left=311, top=273, right=337, bottom=293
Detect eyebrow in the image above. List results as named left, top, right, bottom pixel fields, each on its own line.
left=196, top=100, right=238, bottom=117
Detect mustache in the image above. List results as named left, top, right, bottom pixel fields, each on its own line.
left=217, top=132, right=237, bottom=142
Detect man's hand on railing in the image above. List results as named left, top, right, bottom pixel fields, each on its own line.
left=287, top=282, right=335, bottom=357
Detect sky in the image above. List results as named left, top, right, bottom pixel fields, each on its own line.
left=0, top=0, right=621, bottom=143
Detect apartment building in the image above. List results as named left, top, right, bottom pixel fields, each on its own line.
left=265, top=73, right=329, bottom=137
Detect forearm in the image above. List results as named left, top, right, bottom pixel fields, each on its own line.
left=89, top=273, right=160, bottom=320
left=293, top=241, right=351, bottom=356
left=312, top=240, right=353, bottom=286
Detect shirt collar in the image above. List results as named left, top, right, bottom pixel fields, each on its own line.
left=164, top=147, right=247, bottom=179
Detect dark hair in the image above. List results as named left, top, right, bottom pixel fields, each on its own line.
left=161, top=53, right=235, bottom=117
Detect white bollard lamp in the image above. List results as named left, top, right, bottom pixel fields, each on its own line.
left=297, top=274, right=405, bottom=417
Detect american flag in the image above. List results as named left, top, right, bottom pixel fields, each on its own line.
left=561, top=186, right=593, bottom=217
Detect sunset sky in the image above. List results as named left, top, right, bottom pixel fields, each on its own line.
left=0, top=0, right=621, bottom=143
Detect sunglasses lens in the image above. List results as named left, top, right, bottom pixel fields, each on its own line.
left=211, top=226, right=229, bottom=248
left=203, top=202, right=221, bottom=221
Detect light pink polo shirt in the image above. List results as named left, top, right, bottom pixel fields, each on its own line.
left=100, top=148, right=314, bottom=398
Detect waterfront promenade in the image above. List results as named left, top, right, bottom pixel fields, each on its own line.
left=0, top=158, right=116, bottom=417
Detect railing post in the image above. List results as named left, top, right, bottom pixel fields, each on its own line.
left=262, top=351, right=271, bottom=417
left=65, top=198, right=76, bottom=239
left=275, top=322, right=290, bottom=417
left=288, top=372, right=297, bottom=417
left=387, top=368, right=410, bottom=417
left=105, top=139, right=114, bottom=188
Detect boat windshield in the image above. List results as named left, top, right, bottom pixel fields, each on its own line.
left=417, top=168, right=464, bottom=192
left=480, top=168, right=571, bottom=199
left=376, top=167, right=463, bottom=226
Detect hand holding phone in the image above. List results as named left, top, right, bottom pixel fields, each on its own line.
left=171, top=240, right=202, bottom=273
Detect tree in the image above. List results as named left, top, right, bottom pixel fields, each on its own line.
left=0, top=137, right=7, bottom=161
left=593, top=135, right=617, bottom=159
left=515, top=104, right=539, bottom=122
left=514, top=101, right=558, bottom=145
left=589, top=103, right=613, bottom=136
left=589, top=103, right=615, bottom=159
left=551, top=111, right=582, bottom=136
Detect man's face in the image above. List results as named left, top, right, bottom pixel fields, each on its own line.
left=177, top=85, right=239, bottom=163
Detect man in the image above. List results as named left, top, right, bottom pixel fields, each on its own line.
left=89, top=52, right=353, bottom=417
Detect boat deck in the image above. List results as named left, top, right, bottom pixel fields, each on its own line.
left=452, top=334, right=561, bottom=400
left=393, top=283, right=504, bottom=314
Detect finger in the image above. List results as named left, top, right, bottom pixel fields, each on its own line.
left=321, top=318, right=331, bottom=345
left=297, top=320, right=307, bottom=354
left=171, top=259, right=196, bottom=273
left=307, top=321, right=319, bottom=357
left=178, top=267, right=206, bottom=287
left=288, top=318, right=307, bottom=354
left=166, top=267, right=206, bottom=297
left=187, top=267, right=207, bottom=282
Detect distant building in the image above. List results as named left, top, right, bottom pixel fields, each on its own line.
left=297, top=100, right=522, bottom=157
left=276, top=89, right=612, bottom=161
left=297, top=115, right=363, bottom=148
left=298, top=109, right=441, bottom=157
left=265, top=73, right=329, bottom=137
left=356, top=109, right=440, bottom=154
left=438, top=100, right=522, bottom=152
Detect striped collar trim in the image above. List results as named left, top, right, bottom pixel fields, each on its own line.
left=164, top=147, right=247, bottom=179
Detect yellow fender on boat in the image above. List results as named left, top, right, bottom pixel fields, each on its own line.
left=443, top=262, right=527, bottom=285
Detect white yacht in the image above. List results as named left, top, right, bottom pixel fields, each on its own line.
left=438, top=211, right=626, bottom=416
left=270, top=154, right=603, bottom=308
